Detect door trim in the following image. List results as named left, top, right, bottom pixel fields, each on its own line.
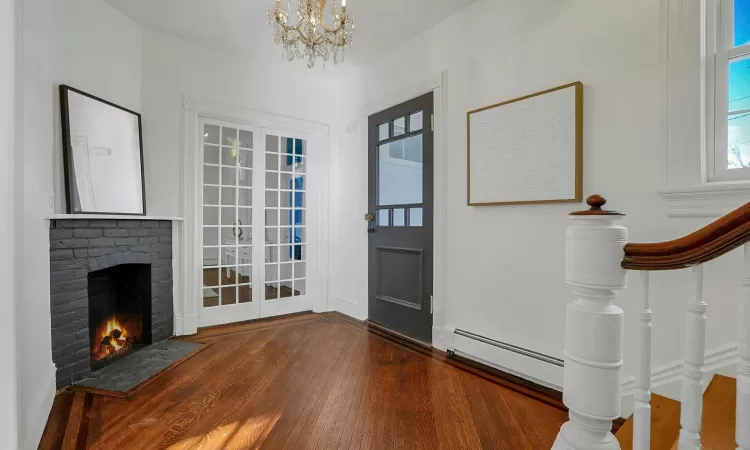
left=180, top=96, right=331, bottom=334
left=359, top=71, right=447, bottom=349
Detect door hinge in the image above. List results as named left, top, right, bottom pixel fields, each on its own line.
left=430, top=295, right=434, bottom=314
left=431, top=113, right=434, bottom=132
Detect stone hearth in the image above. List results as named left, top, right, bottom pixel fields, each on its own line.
left=49, top=219, right=174, bottom=388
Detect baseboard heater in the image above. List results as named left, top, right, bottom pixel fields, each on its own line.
left=445, top=327, right=564, bottom=389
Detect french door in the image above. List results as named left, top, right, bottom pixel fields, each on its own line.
left=199, top=118, right=312, bottom=327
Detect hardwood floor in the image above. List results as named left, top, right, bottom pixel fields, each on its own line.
left=40, top=313, right=567, bottom=449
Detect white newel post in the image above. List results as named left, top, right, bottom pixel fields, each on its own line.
left=738, top=243, right=750, bottom=450
left=553, top=195, right=628, bottom=450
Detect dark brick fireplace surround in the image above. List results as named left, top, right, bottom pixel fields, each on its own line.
left=49, top=219, right=174, bottom=388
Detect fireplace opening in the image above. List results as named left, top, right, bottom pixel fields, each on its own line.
left=88, top=263, right=152, bottom=371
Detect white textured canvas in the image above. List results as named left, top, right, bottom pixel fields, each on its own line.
left=468, top=85, right=579, bottom=205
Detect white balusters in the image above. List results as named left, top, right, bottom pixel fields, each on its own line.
left=553, top=197, right=628, bottom=450
left=678, top=265, right=707, bottom=450
left=633, top=271, right=652, bottom=450
left=738, top=244, right=750, bottom=450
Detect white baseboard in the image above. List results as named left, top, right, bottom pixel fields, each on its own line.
left=330, top=297, right=367, bottom=321
left=432, top=326, right=449, bottom=351
left=174, top=313, right=198, bottom=336
left=21, top=363, right=56, bottom=450
left=620, top=342, right=737, bottom=418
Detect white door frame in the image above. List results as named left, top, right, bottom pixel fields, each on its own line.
left=179, top=96, right=330, bottom=335
left=361, top=71, right=447, bottom=349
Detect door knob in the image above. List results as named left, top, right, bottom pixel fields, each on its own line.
left=365, top=213, right=374, bottom=222
left=367, top=228, right=376, bottom=234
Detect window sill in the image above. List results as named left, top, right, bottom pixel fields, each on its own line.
left=659, top=182, right=750, bottom=217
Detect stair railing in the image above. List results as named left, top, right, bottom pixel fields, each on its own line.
left=552, top=195, right=749, bottom=450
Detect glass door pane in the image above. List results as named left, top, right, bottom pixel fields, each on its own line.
left=264, top=135, right=307, bottom=302
left=202, top=121, right=255, bottom=315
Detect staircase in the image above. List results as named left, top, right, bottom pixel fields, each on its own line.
left=551, top=195, right=748, bottom=449
left=616, top=375, right=737, bottom=449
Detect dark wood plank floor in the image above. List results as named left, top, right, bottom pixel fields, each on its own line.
left=40, top=313, right=567, bottom=449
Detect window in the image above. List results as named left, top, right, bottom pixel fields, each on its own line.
left=713, top=0, right=750, bottom=180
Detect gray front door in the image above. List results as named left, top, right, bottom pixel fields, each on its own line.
left=368, top=92, right=434, bottom=343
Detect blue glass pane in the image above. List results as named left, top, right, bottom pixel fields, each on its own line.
left=285, top=138, right=304, bottom=166
left=736, top=0, right=750, bottom=47
left=729, top=57, right=750, bottom=112
left=728, top=112, right=750, bottom=168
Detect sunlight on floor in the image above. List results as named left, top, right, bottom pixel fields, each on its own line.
left=167, top=411, right=283, bottom=450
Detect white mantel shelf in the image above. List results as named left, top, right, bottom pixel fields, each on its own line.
left=48, top=214, right=184, bottom=221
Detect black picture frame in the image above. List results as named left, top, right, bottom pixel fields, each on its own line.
left=60, top=85, right=147, bottom=215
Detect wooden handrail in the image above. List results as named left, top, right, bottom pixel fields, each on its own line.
left=622, top=201, right=750, bottom=270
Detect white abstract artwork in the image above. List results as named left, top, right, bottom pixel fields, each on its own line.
left=61, top=86, right=145, bottom=214
left=468, top=83, right=582, bottom=205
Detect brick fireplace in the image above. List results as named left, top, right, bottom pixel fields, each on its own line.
left=49, top=219, right=174, bottom=388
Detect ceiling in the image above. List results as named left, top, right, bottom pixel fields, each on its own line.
left=105, top=0, right=476, bottom=68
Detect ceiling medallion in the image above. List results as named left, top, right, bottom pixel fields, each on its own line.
left=268, top=0, right=354, bottom=68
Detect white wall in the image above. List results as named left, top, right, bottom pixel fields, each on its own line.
left=329, top=0, right=744, bottom=386
left=139, top=29, right=342, bottom=218
left=20, top=0, right=142, bottom=447
left=1, top=0, right=21, bottom=447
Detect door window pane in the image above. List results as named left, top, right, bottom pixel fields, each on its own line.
left=222, top=127, right=238, bottom=146
left=203, top=186, right=219, bottom=205
left=378, top=134, right=423, bottom=206
left=294, top=279, right=306, bottom=296
left=203, top=247, right=219, bottom=267
left=393, top=209, right=405, bottom=227
left=203, top=207, right=218, bottom=225
left=204, top=166, right=219, bottom=185
left=266, top=134, right=279, bottom=152
left=204, top=125, right=220, bottom=145
left=378, top=123, right=389, bottom=141
left=221, top=207, right=236, bottom=225
left=221, top=285, right=237, bottom=305
left=221, top=187, right=236, bottom=206
left=238, top=169, right=252, bottom=188
left=393, top=117, right=406, bottom=136
left=409, top=208, right=423, bottom=227
left=238, top=150, right=252, bottom=168
left=203, top=227, right=219, bottom=246
left=409, top=111, right=423, bottom=132
left=377, top=209, right=389, bottom=226
left=238, top=130, right=253, bottom=149
left=280, top=282, right=294, bottom=298
left=204, top=145, right=220, bottom=164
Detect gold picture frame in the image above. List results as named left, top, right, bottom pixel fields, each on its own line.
left=467, top=81, right=583, bottom=206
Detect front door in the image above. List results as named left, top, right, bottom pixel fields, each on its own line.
left=368, top=92, right=434, bottom=343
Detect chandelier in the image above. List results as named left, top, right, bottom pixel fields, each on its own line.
left=268, top=0, right=354, bottom=68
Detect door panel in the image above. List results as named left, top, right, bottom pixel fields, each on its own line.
left=368, top=92, right=434, bottom=343
left=200, top=120, right=258, bottom=326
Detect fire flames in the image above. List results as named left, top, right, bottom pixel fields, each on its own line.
left=92, top=315, right=140, bottom=363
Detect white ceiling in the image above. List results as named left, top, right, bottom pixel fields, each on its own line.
left=105, top=0, right=475, bottom=68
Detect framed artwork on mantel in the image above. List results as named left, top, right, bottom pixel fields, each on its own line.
left=59, top=85, right=147, bottom=215
left=467, top=81, right=583, bottom=206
